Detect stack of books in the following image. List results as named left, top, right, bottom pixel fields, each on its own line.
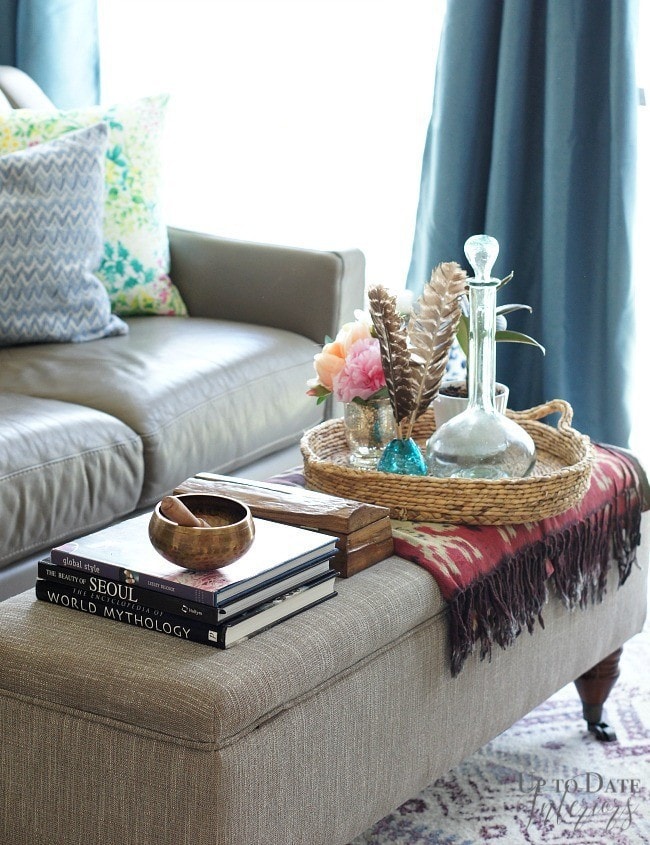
left=35, top=512, right=338, bottom=649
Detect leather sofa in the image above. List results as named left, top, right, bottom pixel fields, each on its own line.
left=0, top=67, right=364, bottom=601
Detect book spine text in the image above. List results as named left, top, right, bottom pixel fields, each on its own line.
left=35, top=580, right=225, bottom=647
left=38, top=561, right=225, bottom=624
left=49, top=549, right=209, bottom=605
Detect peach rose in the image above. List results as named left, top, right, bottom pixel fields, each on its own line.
left=335, top=320, right=372, bottom=354
left=312, top=340, right=346, bottom=390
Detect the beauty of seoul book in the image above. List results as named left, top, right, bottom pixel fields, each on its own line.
left=37, top=557, right=332, bottom=624
left=35, top=570, right=337, bottom=649
left=50, top=512, right=338, bottom=607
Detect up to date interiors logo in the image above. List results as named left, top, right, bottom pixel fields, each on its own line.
left=518, top=770, right=644, bottom=835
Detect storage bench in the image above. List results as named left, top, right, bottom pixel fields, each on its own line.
left=1, top=522, right=648, bottom=845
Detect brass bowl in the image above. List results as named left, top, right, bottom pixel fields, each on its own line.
left=148, top=494, right=255, bottom=571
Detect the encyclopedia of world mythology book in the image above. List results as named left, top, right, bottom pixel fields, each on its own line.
left=37, top=556, right=333, bottom=624
left=35, top=570, right=337, bottom=649
left=49, top=512, right=338, bottom=607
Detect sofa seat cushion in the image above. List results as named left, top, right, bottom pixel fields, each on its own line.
left=0, top=317, right=323, bottom=505
left=0, top=393, right=143, bottom=569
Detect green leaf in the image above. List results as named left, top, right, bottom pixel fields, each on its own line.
left=495, top=330, right=545, bottom=354
left=495, top=303, right=532, bottom=316
left=362, top=386, right=390, bottom=402
left=496, top=271, right=514, bottom=290
left=314, top=384, right=331, bottom=395
left=455, top=314, right=470, bottom=358
left=308, top=384, right=331, bottom=404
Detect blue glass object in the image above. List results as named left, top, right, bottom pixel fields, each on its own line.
left=378, top=437, right=427, bottom=476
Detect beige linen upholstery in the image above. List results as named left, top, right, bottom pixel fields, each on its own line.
left=1, top=520, right=648, bottom=845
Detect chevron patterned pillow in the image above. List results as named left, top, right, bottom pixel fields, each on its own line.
left=0, top=96, right=187, bottom=317
left=0, top=123, right=129, bottom=346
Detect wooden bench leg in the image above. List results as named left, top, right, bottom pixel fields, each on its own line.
left=574, top=647, right=623, bottom=742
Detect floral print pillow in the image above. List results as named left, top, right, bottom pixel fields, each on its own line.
left=0, top=96, right=187, bottom=316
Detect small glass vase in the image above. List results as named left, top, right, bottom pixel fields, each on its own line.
left=344, top=397, right=396, bottom=469
left=377, top=437, right=428, bottom=476
left=426, top=235, right=536, bottom=480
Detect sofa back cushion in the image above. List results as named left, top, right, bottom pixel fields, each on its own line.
left=0, top=123, right=128, bottom=346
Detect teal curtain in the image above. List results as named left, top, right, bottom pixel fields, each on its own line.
left=0, top=0, right=99, bottom=106
left=408, top=0, right=638, bottom=446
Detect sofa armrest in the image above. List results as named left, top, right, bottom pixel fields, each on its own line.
left=168, top=227, right=365, bottom=344
left=0, top=66, right=56, bottom=109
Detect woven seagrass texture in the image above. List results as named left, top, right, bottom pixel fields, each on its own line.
left=301, top=399, right=594, bottom=525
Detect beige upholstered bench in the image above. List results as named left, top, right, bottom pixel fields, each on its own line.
left=1, top=518, right=648, bottom=845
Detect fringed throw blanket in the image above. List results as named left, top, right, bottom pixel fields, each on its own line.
left=392, top=445, right=647, bottom=675
left=272, top=445, right=646, bottom=676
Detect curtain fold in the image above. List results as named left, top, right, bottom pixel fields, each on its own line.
left=0, top=0, right=99, bottom=107
left=408, top=0, right=638, bottom=446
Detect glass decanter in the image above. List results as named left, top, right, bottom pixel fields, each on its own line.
left=426, top=234, right=536, bottom=479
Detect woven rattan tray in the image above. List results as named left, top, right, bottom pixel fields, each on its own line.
left=300, top=399, right=595, bottom=525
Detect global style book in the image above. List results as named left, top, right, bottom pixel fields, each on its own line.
left=50, top=512, right=338, bottom=606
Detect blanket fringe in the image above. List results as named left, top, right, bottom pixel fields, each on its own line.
left=449, top=462, right=643, bottom=677
left=449, top=542, right=547, bottom=676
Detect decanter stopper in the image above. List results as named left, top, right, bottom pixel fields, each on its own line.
left=464, top=233, right=499, bottom=283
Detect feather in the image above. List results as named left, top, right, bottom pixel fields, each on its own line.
left=368, top=285, right=414, bottom=434
left=405, top=262, right=467, bottom=438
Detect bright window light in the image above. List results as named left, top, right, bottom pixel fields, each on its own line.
left=98, top=0, right=445, bottom=289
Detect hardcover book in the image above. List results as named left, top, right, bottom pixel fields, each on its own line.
left=50, top=512, right=337, bottom=606
left=35, top=570, right=337, bottom=649
left=37, top=557, right=333, bottom=624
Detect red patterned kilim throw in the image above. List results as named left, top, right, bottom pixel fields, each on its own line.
left=392, top=445, right=647, bottom=674
left=272, top=445, right=646, bottom=676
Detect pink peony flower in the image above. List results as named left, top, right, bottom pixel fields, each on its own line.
left=307, top=316, right=379, bottom=401
left=332, top=337, right=386, bottom=403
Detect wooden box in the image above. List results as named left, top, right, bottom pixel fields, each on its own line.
left=175, top=473, right=394, bottom=577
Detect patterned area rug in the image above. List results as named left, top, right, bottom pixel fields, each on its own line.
left=351, top=595, right=650, bottom=845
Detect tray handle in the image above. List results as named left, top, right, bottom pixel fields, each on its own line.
left=508, top=398, right=574, bottom=432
